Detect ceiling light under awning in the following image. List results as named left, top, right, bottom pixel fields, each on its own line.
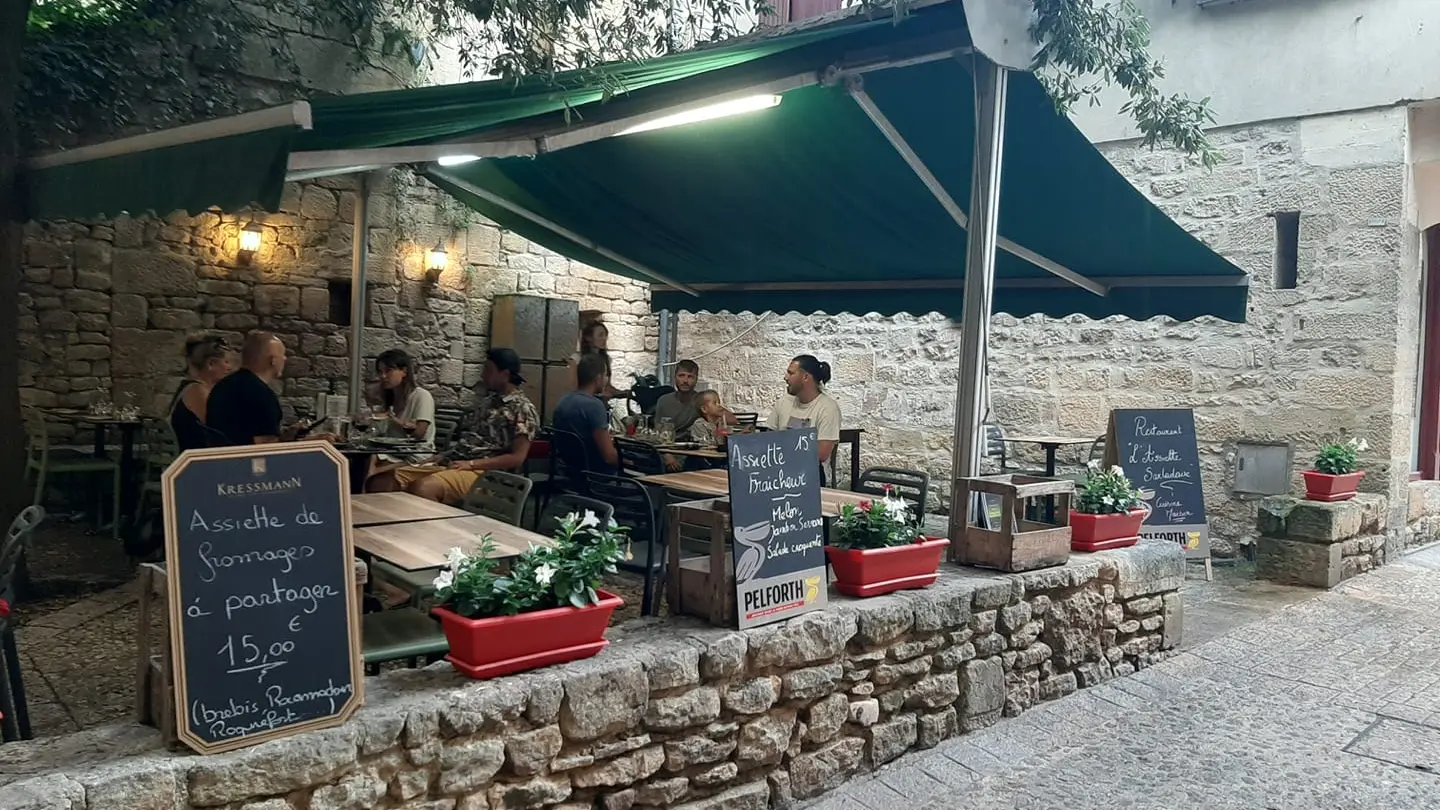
left=619, top=95, right=783, bottom=136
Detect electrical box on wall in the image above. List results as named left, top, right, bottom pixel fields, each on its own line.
left=1232, top=440, right=1294, bottom=496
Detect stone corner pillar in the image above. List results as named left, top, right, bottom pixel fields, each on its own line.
left=1255, top=494, right=1388, bottom=588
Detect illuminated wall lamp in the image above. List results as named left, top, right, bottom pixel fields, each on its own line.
left=238, top=222, right=264, bottom=263
left=424, top=240, right=448, bottom=283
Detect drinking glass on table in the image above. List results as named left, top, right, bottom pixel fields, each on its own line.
left=657, top=417, right=675, bottom=444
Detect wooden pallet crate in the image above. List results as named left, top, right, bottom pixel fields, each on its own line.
left=952, top=474, right=1074, bottom=572
left=135, top=559, right=368, bottom=747
left=665, top=498, right=737, bottom=627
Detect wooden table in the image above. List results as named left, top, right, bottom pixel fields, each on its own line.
left=1001, top=435, right=1096, bottom=476
left=350, top=492, right=470, bottom=528
left=640, top=469, right=871, bottom=517
left=657, top=445, right=727, bottom=461
left=353, top=514, right=554, bottom=571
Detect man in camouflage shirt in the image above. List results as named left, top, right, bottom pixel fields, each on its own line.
left=401, top=347, right=540, bottom=505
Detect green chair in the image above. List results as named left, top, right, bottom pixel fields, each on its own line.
left=370, top=471, right=535, bottom=604
left=360, top=607, right=449, bottom=675
left=137, top=419, right=180, bottom=511
left=1, top=505, right=44, bottom=741
left=24, top=409, right=121, bottom=539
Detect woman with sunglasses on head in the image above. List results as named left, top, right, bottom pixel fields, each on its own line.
left=170, top=333, right=235, bottom=451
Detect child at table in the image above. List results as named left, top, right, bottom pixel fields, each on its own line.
left=689, top=391, right=728, bottom=446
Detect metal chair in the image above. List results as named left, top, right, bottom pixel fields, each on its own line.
left=462, top=470, right=533, bottom=525
left=536, top=494, right=615, bottom=538
left=855, top=467, right=931, bottom=516
left=733, top=412, right=760, bottom=429
left=1, top=506, right=44, bottom=741
left=586, top=472, right=662, bottom=615
left=24, top=409, right=121, bottom=538
left=616, top=437, right=665, bottom=477
left=361, top=608, right=449, bottom=676
left=432, top=406, right=466, bottom=454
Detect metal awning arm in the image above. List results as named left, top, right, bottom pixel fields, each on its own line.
left=840, top=75, right=1107, bottom=298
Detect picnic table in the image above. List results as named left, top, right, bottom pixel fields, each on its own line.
left=639, top=469, right=871, bottom=517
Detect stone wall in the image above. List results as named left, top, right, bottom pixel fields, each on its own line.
left=0, top=543, right=1184, bottom=810
left=18, top=171, right=654, bottom=432
left=677, top=106, right=1422, bottom=556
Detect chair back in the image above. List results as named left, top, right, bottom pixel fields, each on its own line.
left=549, top=428, right=592, bottom=492
left=733, top=412, right=760, bottom=429
left=22, top=408, right=52, bottom=465
left=1, top=506, right=44, bottom=604
left=536, top=494, right=615, bottom=538
left=143, top=418, right=180, bottom=481
left=982, top=423, right=1006, bottom=458
left=856, top=466, right=931, bottom=516
left=462, top=470, right=533, bottom=525
left=585, top=472, right=659, bottom=548
left=616, top=437, right=664, bottom=477
left=432, top=406, right=466, bottom=453
left=1087, top=434, right=1106, bottom=465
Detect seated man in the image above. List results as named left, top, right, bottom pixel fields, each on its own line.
left=206, top=331, right=301, bottom=446
left=552, top=353, right=620, bottom=475
left=655, top=358, right=735, bottom=470
left=397, top=348, right=539, bottom=504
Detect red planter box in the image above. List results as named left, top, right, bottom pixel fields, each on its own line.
left=1069, top=509, right=1145, bottom=553
left=1303, top=470, right=1365, bottom=502
left=432, top=590, right=624, bottom=679
left=825, top=538, right=950, bottom=598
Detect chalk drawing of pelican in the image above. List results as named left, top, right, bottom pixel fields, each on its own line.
left=733, top=520, right=771, bottom=584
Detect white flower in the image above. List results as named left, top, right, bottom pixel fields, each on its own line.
left=882, top=496, right=910, bottom=520
left=579, top=511, right=601, bottom=529
left=432, top=569, right=455, bottom=591
left=1086, top=459, right=1100, bottom=472
left=444, top=547, right=467, bottom=571
left=1102, top=496, right=1115, bottom=506
left=534, top=563, right=557, bottom=586
left=1109, top=465, right=1126, bottom=477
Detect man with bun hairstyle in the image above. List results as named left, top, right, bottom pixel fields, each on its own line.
left=771, top=354, right=842, bottom=481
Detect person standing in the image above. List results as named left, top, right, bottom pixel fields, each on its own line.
left=169, top=333, right=234, bottom=451
left=770, top=354, right=842, bottom=482
left=569, top=317, right=628, bottom=401
left=553, top=353, right=620, bottom=475
left=397, top=348, right=539, bottom=504
left=205, top=332, right=298, bottom=446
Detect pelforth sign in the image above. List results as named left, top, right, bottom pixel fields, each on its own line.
left=725, top=428, right=828, bottom=630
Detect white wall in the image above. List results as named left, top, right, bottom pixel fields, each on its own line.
left=1070, top=0, right=1440, bottom=143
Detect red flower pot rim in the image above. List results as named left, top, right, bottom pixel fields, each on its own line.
left=432, top=590, right=624, bottom=625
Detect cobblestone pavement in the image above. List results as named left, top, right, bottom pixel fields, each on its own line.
left=812, top=545, right=1440, bottom=810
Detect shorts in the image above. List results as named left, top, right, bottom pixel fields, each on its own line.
left=394, top=466, right=481, bottom=504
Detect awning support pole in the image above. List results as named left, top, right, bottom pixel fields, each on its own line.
left=347, top=170, right=383, bottom=411
left=426, top=169, right=700, bottom=296
left=656, top=309, right=678, bottom=385
left=845, top=80, right=1105, bottom=298
left=949, top=57, right=1007, bottom=540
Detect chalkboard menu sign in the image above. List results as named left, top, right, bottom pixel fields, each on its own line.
left=1106, top=409, right=1210, bottom=560
left=162, top=441, right=363, bottom=755
left=726, top=428, right=828, bottom=630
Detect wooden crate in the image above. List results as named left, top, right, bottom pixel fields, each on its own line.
left=135, top=559, right=369, bottom=746
left=952, top=475, right=1074, bottom=572
left=665, top=498, right=737, bottom=627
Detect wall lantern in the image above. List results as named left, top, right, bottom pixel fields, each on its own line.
left=425, top=239, right=449, bottom=283
left=238, top=222, right=264, bottom=263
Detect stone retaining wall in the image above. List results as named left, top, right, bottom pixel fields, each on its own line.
left=1256, top=481, right=1440, bottom=588
left=0, top=543, right=1184, bottom=810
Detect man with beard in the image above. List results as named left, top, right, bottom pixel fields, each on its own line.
left=654, top=359, right=735, bottom=470
left=770, top=354, right=842, bottom=484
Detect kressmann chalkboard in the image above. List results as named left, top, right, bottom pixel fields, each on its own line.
left=726, top=428, right=828, bottom=630
left=1106, top=408, right=1210, bottom=560
left=163, top=441, right=363, bottom=754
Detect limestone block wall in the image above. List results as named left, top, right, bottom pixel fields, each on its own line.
left=18, top=171, right=655, bottom=432
left=0, top=543, right=1184, bottom=810
left=677, top=107, right=1421, bottom=555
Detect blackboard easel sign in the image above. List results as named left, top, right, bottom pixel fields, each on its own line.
left=1105, top=408, right=1213, bottom=580
left=726, top=428, right=828, bottom=630
left=162, top=441, right=363, bottom=755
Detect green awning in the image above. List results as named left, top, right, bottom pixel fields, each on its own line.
left=428, top=5, right=1248, bottom=323
left=19, top=19, right=881, bottom=221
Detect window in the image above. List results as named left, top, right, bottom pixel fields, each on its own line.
left=763, top=0, right=843, bottom=24
left=328, top=280, right=353, bottom=327
left=1272, top=211, right=1300, bottom=290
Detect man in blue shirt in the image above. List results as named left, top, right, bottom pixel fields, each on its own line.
left=552, top=353, right=620, bottom=474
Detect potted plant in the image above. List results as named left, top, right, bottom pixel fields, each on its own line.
left=825, top=488, right=949, bottom=598
left=1303, top=437, right=1367, bottom=502
left=1070, top=461, right=1149, bottom=552
left=431, top=511, right=627, bottom=679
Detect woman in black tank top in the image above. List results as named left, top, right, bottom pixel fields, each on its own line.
left=170, top=334, right=234, bottom=451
